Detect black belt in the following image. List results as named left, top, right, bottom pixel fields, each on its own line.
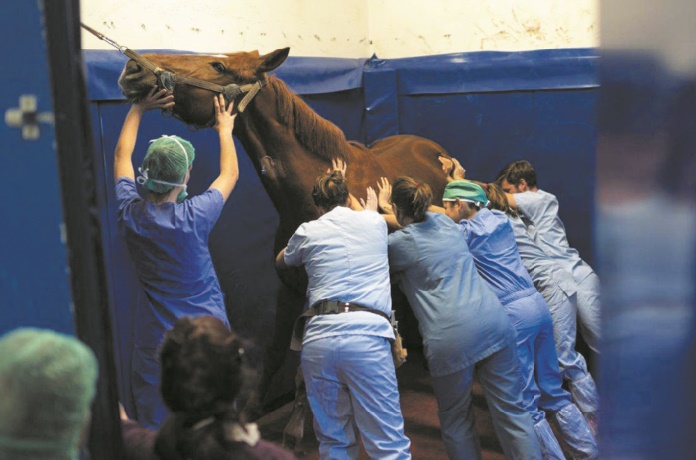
left=312, top=300, right=390, bottom=321
left=290, top=299, right=390, bottom=351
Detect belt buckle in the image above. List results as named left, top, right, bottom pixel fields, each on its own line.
left=321, top=300, right=340, bottom=315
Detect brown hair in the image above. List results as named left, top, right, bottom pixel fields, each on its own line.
left=311, top=170, right=349, bottom=211
left=495, top=160, right=537, bottom=188
left=391, top=176, right=433, bottom=223
left=484, top=182, right=518, bottom=217
left=156, top=316, right=257, bottom=460
left=159, top=316, right=247, bottom=414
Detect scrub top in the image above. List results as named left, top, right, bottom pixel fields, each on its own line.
left=508, top=214, right=577, bottom=298
left=116, top=177, right=229, bottom=349
left=284, top=206, right=394, bottom=346
left=513, top=190, right=594, bottom=282
left=388, top=212, right=514, bottom=377
left=458, top=208, right=536, bottom=304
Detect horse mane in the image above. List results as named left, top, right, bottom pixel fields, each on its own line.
left=269, top=77, right=351, bottom=160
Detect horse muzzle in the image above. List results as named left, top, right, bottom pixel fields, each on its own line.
left=118, top=60, right=158, bottom=101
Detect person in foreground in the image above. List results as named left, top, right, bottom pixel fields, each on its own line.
left=442, top=180, right=598, bottom=460
left=382, top=176, right=542, bottom=460
left=276, top=161, right=412, bottom=460
left=0, top=327, right=98, bottom=460
left=114, top=89, right=240, bottom=428
left=153, top=315, right=296, bottom=460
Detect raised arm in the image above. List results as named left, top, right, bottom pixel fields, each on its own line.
left=114, top=87, right=174, bottom=181
left=376, top=177, right=401, bottom=229
left=209, top=94, right=240, bottom=203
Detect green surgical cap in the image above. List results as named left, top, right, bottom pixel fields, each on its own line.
left=0, top=328, right=98, bottom=460
left=139, top=135, right=195, bottom=193
left=443, top=180, right=489, bottom=206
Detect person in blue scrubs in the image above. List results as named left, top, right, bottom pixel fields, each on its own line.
left=497, top=160, right=602, bottom=355
left=485, top=183, right=600, bottom=432
left=276, top=163, right=411, bottom=460
left=382, top=176, right=541, bottom=460
left=442, top=180, right=598, bottom=460
left=114, top=90, right=240, bottom=428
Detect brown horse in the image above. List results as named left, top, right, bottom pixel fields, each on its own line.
left=118, top=46, right=451, bottom=442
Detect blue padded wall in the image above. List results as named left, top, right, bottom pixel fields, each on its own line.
left=84, top=48, right=599, bottom=415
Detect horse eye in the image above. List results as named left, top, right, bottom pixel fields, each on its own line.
left=211, top=62, right=226, bottom=73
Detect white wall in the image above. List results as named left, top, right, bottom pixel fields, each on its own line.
left=80, top=0, right=598, bottom=58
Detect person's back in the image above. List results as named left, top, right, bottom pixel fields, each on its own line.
left=461, top=207, right=537, bottom=303
left=389, top=211, right=514, bottom=375
left=508, top=214, right=578, bottom=298
left=292, top=205, right=393, bottom=330
left=117, top=178, right=228, bottom=333
left=510, top=188, right=593, bottom=282
left=0, top=328, right=98, bottom=460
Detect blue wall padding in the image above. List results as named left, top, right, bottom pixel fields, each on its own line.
left=363, top=57, right=400, bottom=143
left=389, top=48, right=598, bottom=94
left=84, top=48, right=599, bottom=415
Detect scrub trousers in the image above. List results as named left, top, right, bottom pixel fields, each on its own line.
left=131, top=347, right=168, bottom=429
left=545, top=288, right=600, bottom=415
left=505, top=292, right=598, bottom=460
left=430, top=344, right=542, bottom=460
left=301, top=334, right=412, bottom=460
left=575, top=272, right=602, bottom=354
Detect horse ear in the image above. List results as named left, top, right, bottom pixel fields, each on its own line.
left=258, top=48, right=290, bottom=73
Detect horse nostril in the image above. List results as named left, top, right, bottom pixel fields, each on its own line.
left=126, top=60, right=143, bottom=75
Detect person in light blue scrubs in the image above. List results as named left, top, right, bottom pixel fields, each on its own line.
left=114, top=91, right=240, bottom=428
left=276, top=163, right=411, bottom=460
left=485, top=182, right=600, bottom=432
left=382, top=176, right=541, bottom=460
left=497, top=160, right=602, bottom=354
left=442, top=180, right=598, bottom=460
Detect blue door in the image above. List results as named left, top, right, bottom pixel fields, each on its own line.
left=0, top=3, right=73, bottom=333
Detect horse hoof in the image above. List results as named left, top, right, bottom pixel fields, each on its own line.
left=282, top=404, right=306, bottom=448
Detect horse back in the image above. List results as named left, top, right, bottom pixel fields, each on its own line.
left=347, top=135, right=452, bottom=206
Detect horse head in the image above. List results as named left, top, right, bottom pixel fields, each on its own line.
left=118, top=48, right=290, bottom=127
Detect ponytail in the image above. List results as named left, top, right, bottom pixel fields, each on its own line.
left=391, top=177, right=433, bottom=223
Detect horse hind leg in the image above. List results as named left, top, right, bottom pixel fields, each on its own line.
left=282, top=366, right=311, bottom=450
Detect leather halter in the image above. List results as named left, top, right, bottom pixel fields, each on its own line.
left=81, top=23, right=267, bottom=114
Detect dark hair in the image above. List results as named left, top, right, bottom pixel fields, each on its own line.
left=311, top=170, right=349, bottom=211
left=156, top=316, right=257, bottom=460
left=159, top=316, right=247, bottom=414
left=495, top=160, right=537, bottom=188
left=484, top=182, right=518, bottom=217
left=391, top=176, right=433, bottom=223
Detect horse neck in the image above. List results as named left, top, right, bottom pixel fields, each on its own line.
left=233, top=79, right=350, bottom=222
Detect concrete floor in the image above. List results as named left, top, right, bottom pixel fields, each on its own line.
left=256, top=350, right=506, bottom=459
